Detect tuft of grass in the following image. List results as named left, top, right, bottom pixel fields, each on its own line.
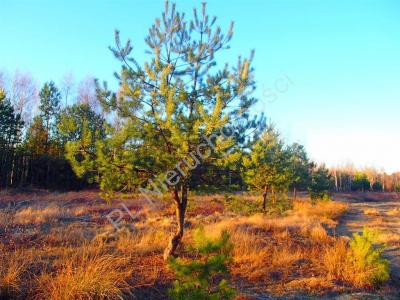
left=35, top=247, right=132, bottom=300
left=14, top=204, right=68, bottom=224
left=116, top=229, right=167, bottom=256
left=363, top=208, right=379, bottom=216
left=0, top=257, right=25, bottom=297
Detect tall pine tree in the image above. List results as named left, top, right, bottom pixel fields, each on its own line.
left=67, top=1, right=263, bottom=258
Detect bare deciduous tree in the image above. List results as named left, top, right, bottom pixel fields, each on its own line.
left=10, top=70, right=38, bottom=125
left=60, top=72, right=75, bottom=107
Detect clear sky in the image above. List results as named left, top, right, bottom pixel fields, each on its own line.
left=1, top=0, right=399, bottom=173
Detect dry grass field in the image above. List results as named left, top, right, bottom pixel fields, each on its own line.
left=0, top=190, right=399, bottom=299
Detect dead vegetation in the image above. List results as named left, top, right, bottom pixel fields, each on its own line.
left=0, top=190, right=397, bottom=299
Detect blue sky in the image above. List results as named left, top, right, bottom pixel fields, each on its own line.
left=1, top=0, right=400, bottom=172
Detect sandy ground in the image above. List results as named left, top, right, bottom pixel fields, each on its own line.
left=335, top=193, right=400, bottom=293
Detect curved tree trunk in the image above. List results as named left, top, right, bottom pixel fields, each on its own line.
left=163, top=185, right=188, bottom=260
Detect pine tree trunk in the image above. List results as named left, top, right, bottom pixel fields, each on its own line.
left=163, top=185, right=188, bottom=260
left=271, top=186, right=276, bottom=205
left=293, top=187, right=297, bottom=201
left=262, top=185, right=268, bottom=211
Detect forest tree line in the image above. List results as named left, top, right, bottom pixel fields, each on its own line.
left=1, top=71, right=399, bottom=194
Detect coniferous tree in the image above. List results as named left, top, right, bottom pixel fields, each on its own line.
left=243, top=125, right=292, bottom=211
left=287, top=143, right=313, bottom=200
left=0, top=90, right=24, bottom=187
left=38, top=81, right=61, bottom=151
left=25, top=116, right=48, bottom=157
left=309, top=165, right=332, bottom=202
left=67, top=1, right=263, bottom=258
left=58, top=103, right=106, bottom=183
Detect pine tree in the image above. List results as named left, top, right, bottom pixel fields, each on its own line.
left=309, top=165, right=332, bottom=202
left=38, top=81, right=61, bottom=150
left=25, top=116, right=48, bottom=157
left=71, top=1, right=263, bottom=258
left=58, top=103, right=106, bottom=183
left=0, top=90, right=24, bottom=187
left=287, top=143, right=313, bottom=200
left=168, top=227, right=235, bottom=300
left=243, top=125, right=292, bottom=211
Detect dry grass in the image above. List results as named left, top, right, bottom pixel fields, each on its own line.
left=35, top=245, right=132, bottom=300
left=363, top=208, right=380, bottom=216
left=13, top=204, right=68, bottom=224
left=193, top=199, right=349, bottom=293
left=387, top=207, right=400, bottom=217
left=116, top=228, right=168, bottom=256
left=323, top=233, right=390, bottom=288
left=0, top=253, right=26, bottom=297
left=323, top=238, right=349, bottom=281
left=5, top=190, right=395, bottom=298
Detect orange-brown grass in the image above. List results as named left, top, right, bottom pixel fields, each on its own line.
left=116, top=228, right=168, bottom=256
left=363, top=208, right=380, bottom=216
left=13, top=204, right=69, bottom=224
left=0, top=190, right=357, bottom=298
left=0, top=249, right=28, bottom=297
left=195, top=199, right=348, bottom=295
left=387, top=207, right=400, bottom=217
left=35, top=244, right=132, bottom=300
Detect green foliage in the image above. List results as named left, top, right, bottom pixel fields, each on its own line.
left=352, top=172, right=370, bottom=192
left=309, top=165, right=331, bottom=202
left=224, top=195, right=260, bottom=215
left=0, top=90, right=24, bottom=187
left=372, top=181, right=383, bottom=192
left=168, top=228, right=235, bottom=300
left=38, top=81, right=61, bottom=145
left=287, top=143, right=312, bottom=191
left=321, top=193, right=331, bottom=202
left=243, top=125, right=292, bottom=194
left=25, top=116, right=48, bottom=156
left=0, top=90, right=24, bottom=148
left=67, top=1, right=263, bottom=201
left=59, top=103, right=106, bottom=184
left=348, top=227, right=390, bottom=286
left=395, top=185, right=400, bottom=193
left=266, top=193, right=293, bottom=215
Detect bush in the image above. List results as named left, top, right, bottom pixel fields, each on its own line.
left=324, top=228, right=390, bottom=288
left=348, top=228, right=390, bottom=286
left=372, top=181, right=383, bottom=192
left=266, top=193, right=293, bottom=215
left=352, top=172, right=371, bottom=192
left=168, top=227, right=235, bottom=300
left=224, top=195, right=260, bottom=215
left=309, top=165, right=331, bottom=202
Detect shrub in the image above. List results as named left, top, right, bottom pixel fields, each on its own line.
left=168, top=227, right=235, bottom=300
left=348, top=228, right=390, bottom=287
left=372, top=181, right=383, bottom=192
left=309, top=165, right=331, bottom=202
left=324, top=228, right=390, bottom=288
left=224, top=195, right=260, bottom=215
left=266, top=193, right=293, bottom=215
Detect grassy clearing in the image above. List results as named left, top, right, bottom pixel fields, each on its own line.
left=0, top=190, right=395, bottom=299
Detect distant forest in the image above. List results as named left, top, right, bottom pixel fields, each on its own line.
left=1, top=71, right=398, bottom=194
